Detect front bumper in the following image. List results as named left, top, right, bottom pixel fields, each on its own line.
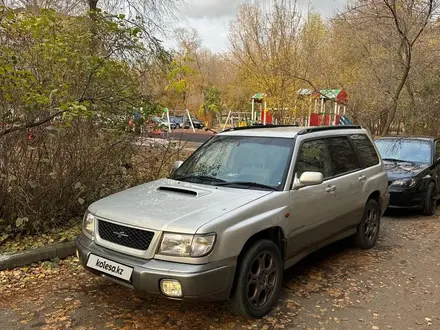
left=387, top=188, right=424, bottom=209
left=76, top=234, right=236, bottom=301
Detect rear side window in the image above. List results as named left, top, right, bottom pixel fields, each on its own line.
left=349, top=134, right=380, bottom=167
left=436, top=142, right=440, bottom=161
left=326, top=137, right=360, bottom=175
left=295, top=139, right=332, bottom=179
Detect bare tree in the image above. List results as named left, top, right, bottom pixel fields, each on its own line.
left=342, top=0, right=438, bottom=135
left=228, top=0, right=304, bottom=122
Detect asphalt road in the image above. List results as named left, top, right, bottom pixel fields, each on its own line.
left=1, top=210, right=440, bottom=330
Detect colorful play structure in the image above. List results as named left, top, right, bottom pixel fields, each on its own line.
left=222, top=93, right=273, bottom=130
left=222, top=89, right=352, bottom=129
left=298, top=88, right=351, bottom=126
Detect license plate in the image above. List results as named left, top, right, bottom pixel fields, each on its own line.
left=86, top=254, right=133, bottom=282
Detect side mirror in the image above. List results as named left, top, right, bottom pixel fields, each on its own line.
left=171, top=160, right=183, bottom=175
left=293, top=171, right=324, bottom=190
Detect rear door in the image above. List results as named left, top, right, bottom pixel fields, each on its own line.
left=325, top=136, right=364, bottom=232
left=287, top=138, right=340, bottom=258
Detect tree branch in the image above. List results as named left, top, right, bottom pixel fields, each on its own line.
left=0, top=109, right=65, bottom=137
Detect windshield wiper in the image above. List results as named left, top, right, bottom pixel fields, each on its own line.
left=214, top=181, right=277, bottom=191
left=173, top=175, right=226, bottom=183
left=382, top=158, right=404, bottom=162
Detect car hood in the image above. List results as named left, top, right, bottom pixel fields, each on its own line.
left=384, top=160, right=429, bottom=181
left=89, top=178, right=272, bottom=233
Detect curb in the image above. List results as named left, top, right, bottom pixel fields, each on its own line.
left=0, top=241, right=76, bottom=271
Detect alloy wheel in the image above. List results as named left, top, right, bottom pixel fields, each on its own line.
left=246, top=251, right=278, bottom=308
left=364, top=207, right=379, bottom=243
left=430, top=188, right=437, bottom=213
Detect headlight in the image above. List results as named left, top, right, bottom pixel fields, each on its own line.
left=82, top=211, right=96, bottom=239
left=158, top=233, right=216, bottom=257
left=390, top=178, right=417, bottom=188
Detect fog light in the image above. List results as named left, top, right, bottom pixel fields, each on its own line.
left=160, top=279, right=182, bottom=297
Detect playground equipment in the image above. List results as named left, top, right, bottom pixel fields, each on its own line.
left=163, top=109, right=196, bottom=132
left=222, top=89, right=352, bottom=130
left=222, top=111, right=252, bottom=131
left=297, top=89, right=349, bottom=126
left=222, top=93, right=273, bottom=130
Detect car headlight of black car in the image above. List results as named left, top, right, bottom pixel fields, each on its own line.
left=390, top=178, right=418, bottom=188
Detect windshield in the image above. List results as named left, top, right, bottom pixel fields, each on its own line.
left=375, top=139, right=432, bottom=164
left=171, top=136, right=294, bottom=190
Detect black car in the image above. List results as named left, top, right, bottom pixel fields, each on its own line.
left=183, top=116, right=204, bottom=129
left=375, top=136, right=440, bottom=215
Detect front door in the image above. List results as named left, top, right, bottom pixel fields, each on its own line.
left=286, top=138, right=339, bottom=258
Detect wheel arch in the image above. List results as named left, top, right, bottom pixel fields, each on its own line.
left=229, top=226, right=286, bottom=298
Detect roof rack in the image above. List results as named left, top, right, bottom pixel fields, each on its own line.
left=297, top=125, right=362, bottom=135
left=221, top=124, right=299, bottom=133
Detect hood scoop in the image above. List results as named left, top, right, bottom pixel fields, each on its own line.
left=157, top=186, right=198, bottom=196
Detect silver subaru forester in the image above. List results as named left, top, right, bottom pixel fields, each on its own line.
left=76, top=125, right=389, bottom=318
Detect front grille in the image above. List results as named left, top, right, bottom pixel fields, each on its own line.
left=98, top=220, right=154, bottom=250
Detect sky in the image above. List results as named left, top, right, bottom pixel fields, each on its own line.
left=164, top=0, right=348, bottom=52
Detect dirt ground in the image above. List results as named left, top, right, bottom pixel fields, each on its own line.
left=1, top=211, right=439, bottom=330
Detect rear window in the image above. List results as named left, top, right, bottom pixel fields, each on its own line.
left=349, top=134, right=380, bottom=167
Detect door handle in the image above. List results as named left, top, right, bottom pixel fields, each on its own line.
left=358, top=175, right=367, bottom=183
left=325, top=185, right=336, bottom=193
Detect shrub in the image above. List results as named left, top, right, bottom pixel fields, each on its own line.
left=0, top=119, right=187, bottom=236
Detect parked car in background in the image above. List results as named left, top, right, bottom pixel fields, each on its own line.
left=170, top=116, right=183, bottom=128
left=184, top=116, right=204, bottom=129
left=151, top=116, right=176, bottom=130
left=76, top=125, right=388, bottom=319
left=375, top=136, right=440, bottom=215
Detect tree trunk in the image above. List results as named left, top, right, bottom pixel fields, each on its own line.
left=405, top=79, right=417, bottom=135
left=88, top=0, right=98, bottom=11
left=380, top=53, right=411, bottom=136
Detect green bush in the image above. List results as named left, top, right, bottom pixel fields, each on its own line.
left=0, top=7, right=176, bottom=236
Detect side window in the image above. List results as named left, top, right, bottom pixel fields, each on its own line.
left=326, top=137, right=360, bottom=175
left=295, top=139, right=332, bottom=179
left=349, top=134, right=380, bottom=167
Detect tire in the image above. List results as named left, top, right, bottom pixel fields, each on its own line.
left=423, top=182, right=437, bottom=216
left=227, top=239, right=283, bottom=319
left=354, top=199, right=381, bottom=249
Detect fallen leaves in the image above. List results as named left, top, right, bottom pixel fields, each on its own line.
left=0, top=220, right=81, bottom=254
left=0, top=214, right=440, bottom=329
left=0, top=256, right=82, bottom=298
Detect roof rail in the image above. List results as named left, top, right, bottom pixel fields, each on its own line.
left=297, top=125, right=362, bottom=135
left=221, top=124, right=299, bottom=133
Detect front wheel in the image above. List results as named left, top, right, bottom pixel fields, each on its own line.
left=227, top=239, right=283, bottom=319
left=423, top=182, right=437, bottom=216
left=354, top=199, right=381, bottom=249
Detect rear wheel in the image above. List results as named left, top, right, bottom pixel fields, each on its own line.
left=227, top=239, right=283, bottom=319
left=354, top=199, right=381, bottom=249
left=423, top=182, right=437, bottom=216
